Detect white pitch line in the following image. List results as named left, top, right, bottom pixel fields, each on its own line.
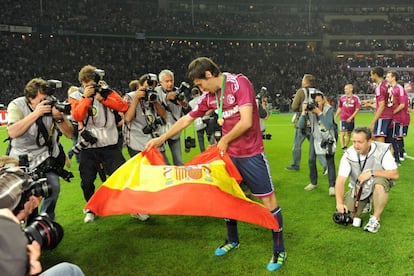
left=404, top=155, right=414, bottom=160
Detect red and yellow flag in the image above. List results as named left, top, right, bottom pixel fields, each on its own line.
left=85, top=146, right=278, bottom=230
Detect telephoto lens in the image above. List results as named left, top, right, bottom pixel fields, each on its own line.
left=24, top=215, right=64, bottom=250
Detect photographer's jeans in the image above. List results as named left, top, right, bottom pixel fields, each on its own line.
left=40, top=262, right=84, bottom=276
left=289, top=127, right=308, bottom=169
left=309, top=136, right=336, bottom=186
left=290, top=127, right=327, bottom=170
left=167, top=138, right=184, bottom=166
left=40, top=172, right=60, bottom=220
left=197, top=128, right=210, bottom=152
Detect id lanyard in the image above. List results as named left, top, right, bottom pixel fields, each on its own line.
left=215, top=74, right=226, bottom=126
left=355, top=151, right=369, bottom=198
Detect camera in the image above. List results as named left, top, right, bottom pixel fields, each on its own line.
left=0, top=164, right=63, bottom=250
left=172, top=82, right=191, bottom=104
left=142, top=117, right=164, bottom=137
left=146, top=73, right=158, bottom=87
left=71, top=129, right=98, bottom=154
left=144, top=87, right=158, bottom=102
left=0, top=156, right=52, bottom=213
left=92, top=69, right=112, bottom=99
left=321, top=138, right=335, bottom=155
left=0, top=166, right=50, bottom=212
left=214, top=130, right=222, bottom=142
left=14, top=177, right=51, bottom=212
left=332, top=211, right=353, bottom=226
left=306, top=101, right=317, bottom=111
left=45, top=95, right=71, bottom=115
left=24, top=215, right=64, bottom=250
left=184, top=136, right=196, bottom=153
left=262, top=133, right=272, bottom=140
left=256, top=86, right=268, bottom=100
left=44, top=80, right=62, bottom=96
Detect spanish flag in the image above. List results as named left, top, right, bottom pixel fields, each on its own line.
left=85, top=146, right=278, bottom=230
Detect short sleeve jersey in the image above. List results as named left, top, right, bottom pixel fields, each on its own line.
left=393, top=84, right=410, bottom=126
left=338, top=94, right=361, bottom=121
left=189, top=73, right=263, bottom=157
left=376, top=80, right=393, bottom=119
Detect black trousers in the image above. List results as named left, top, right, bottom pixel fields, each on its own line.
left=79, top=145, right=125, bottom=202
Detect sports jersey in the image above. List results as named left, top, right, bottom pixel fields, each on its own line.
left=376, top=80, right=393, bottom=119
left=338, top=94, right=361, bottom=121
left=189, top=73, right=263, bottom=157
left=393, top=84, right=410, bottom=126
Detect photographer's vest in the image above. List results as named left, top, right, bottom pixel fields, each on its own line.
left=310, top=104, right=336, bottom=155
left=155, top=86, right=182, bottom=140
left=347, top=142, right=393, bottom=199
left=293, top=87, right=318, bottom=130
left=123, top=92, right=164, bottom=152
left=9, top=97, right=59, bottom=170
left=70, top=91, right=118, bottom=148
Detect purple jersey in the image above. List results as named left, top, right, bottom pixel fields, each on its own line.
left=338, top=94, right=361, bottom=121
left=393, top=84, right=410, bottom=126
left=189, top=73, right=263, bottom=157
left=376, top=80, right=393, bottom=119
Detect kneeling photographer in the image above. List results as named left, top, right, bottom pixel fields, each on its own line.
left=0, top=162, right=63, bottom=250
left=298, top=92, right=337, bottom=195
left=69, top=65, right=129, bottom=223
left=0, top=157, right=83, bottom=275
left=7, top=78, right=74, bottom=220
left=334, top=127, right=398, bottom=233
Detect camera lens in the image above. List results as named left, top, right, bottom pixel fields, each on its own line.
left=71, top=141, right=89, bottom=154
left=24, top=215, right=64, bottom=250
left=29, top=179, right=52, bottom=198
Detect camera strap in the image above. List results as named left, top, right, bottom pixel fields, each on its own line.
left=352, top=180, right=364, bottom=217
left=141, top=101, right=156, bottom=128
left=352, top=153, right=370, bottom=217
left=83, top=98, right=109, bottom=128
left=26, top=101, right=54, bottom=154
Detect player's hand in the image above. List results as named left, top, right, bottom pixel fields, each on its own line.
left=145, top=137, right=165, bottom=151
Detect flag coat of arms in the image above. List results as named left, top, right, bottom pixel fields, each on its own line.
left=86, top=146, right=278, bottom=230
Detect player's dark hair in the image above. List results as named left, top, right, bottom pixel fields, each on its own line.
left=188, top=57, right=221, bottom=81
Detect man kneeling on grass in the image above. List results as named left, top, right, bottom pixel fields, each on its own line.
left=334, top=127, right=399, bottom=233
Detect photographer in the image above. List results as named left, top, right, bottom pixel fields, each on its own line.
left=123, top=74, right=167, bottom=158
left=286, top=74, right=327, bottom=174
left=123, top=74, right=168, bottom=221
left=256, top=88, right=270, bottom=138
left=0, top=157, right=84, bottom=275
left=188, top=87, right=212, bottom=152
left=68, top=65, right=129, bottom=223
left=334, top=127, right=398, bottom=233
left=298, top=91, right=337, bottom=196
left=0, top=209, right=84, bottom=276
left=7, top=78, right=74, bottom=220
left=155, top=69, right=191, bottom=165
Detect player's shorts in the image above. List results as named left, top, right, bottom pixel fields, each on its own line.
left=340, top=121, right=354, bottom=132
left=373, top=118, right=392, bottom=137
left=231, top=153, right=274, bottom=198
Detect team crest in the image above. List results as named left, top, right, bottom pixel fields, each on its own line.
left=227, top=94, right=235, bottom=105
